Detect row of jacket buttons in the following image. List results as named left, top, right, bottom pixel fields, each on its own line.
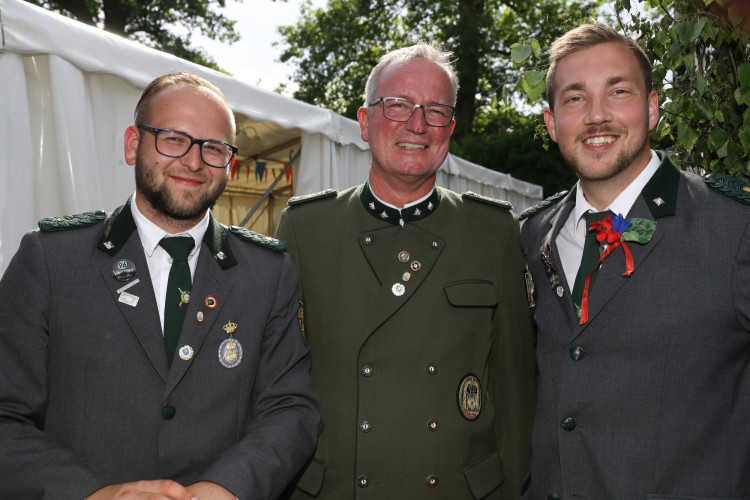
left=358, top=419, right=439, bottom=432
left=357, top=359, right=441, bottom=488
left=357, top=474, right=439, bottom=488
left=361, top=363, right=438, bottom=376
left=549, top=346, right=585, bottom=498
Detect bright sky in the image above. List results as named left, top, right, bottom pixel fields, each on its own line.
left=192, top=0, right=327, bottom=93
left=193, top=0, right=645, bottom=95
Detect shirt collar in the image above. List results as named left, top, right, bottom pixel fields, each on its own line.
left=573, top=150, right=660, bottom=236
left=131, top=193, right=210, bottom=257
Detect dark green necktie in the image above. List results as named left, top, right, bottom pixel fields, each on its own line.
left=160, top=236, right=195, bottom=367
left=572, top=211, right=612, bottom=306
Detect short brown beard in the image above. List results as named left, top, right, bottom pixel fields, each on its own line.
left=565, top=122, right=650, bottom=183
left=134, top=147, right=227, bottom=222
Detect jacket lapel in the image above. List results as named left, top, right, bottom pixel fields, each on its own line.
left=98, top=206, right=169, bottom=382
left=360, top=222, right=445, bottom=337
left=538, top=195, right=583, bottom=331
left=574, top=153, right=680, bottom=335
left=164, top=244, right=232, bottom=394
left=164, top=215, right=236, bottom=394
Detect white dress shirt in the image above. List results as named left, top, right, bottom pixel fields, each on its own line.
left=557, top=150, right=661, bottom=290
left=130, top=194, right=209, bottom=333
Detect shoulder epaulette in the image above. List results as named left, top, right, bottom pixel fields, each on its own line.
left=462, top=191, right=512, bottom=210
left=287, top=189, right=337, bottom=206
left=38, top=210, right=107, bottom=232
left=228, top=225, right=286, bottom=252
left=704, top=173, right=750, bottom=206
left=518, top=191, right=569, bottom=221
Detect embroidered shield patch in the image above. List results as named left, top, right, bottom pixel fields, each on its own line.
left=457, top=374, right=482, bottom=421
left=298, top=299, right=306, bottom=341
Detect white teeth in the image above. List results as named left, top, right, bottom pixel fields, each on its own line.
left=397, top=143, right=426, bottom=149
left=584, top=136, right=616, bottom=146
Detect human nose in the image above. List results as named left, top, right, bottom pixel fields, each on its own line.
left=405, top=106, right=427, bottom=133
left=181, top=141, right=204, bottom=170
left=584, top=95, right=613, bottom=125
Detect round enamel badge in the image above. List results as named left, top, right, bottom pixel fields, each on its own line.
left=457, top=374, right=482, bottom=421
left=178, top=345, right=194, bottom=361
left=111, top=258, right=136, bottom=282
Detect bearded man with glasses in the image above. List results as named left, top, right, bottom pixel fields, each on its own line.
left=276, top=43, right=535, bottom=500
left=0, top=71, right=322, bottom=500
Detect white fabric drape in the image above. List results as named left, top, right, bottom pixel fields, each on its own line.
left=0, top=0, right=542, bottom=276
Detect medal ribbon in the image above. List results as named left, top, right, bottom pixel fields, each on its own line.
left=579, top=240, right=634, bottom=325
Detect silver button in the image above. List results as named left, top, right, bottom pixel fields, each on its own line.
left=363, top=235, right=374, bottom=245
left=359, top=420, right=372, bottom=433
left=426, top=363, right=437, bottom=375
left=427, top=418, right=439, bottom=432
left=426, top=475, right=439, bottom=487
left=361, top=364, right=373, bottom=377
left=358, top=474, right=370, bottom=487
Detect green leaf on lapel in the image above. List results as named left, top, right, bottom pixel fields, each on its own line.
left=621, top=218, right=656, bottom=244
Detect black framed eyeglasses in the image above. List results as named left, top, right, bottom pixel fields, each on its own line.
left=369, top=97, right=455, bottom=127
left=137, top=124, right=238, bottom=168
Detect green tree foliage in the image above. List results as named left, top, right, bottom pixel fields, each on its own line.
left=27, top=0, right=240, bottom=71
left=624, top=0, right=750, bottom=180
left=277, top=0, right=601, bottom=145
left=514, top=0, right=750, bottom=181
left=451, top=107, right=577, bottom=195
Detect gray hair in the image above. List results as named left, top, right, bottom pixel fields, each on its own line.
left=364, top=42, right=459, bottom=107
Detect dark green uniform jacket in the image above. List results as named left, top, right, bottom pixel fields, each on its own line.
left=276, top=183, right=536, bottom=499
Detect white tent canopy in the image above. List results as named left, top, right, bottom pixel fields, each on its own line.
left=0, top=0, right=542, bottom=275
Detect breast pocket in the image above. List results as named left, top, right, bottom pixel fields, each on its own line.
left=444, top=280, right=498, bottom=308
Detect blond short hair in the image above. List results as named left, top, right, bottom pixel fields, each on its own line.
left=546, top=24, right=652, bottom=109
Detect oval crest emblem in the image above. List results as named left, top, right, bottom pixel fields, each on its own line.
left=457, top=374, right=482, bottom=421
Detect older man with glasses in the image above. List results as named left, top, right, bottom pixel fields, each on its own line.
left=276, top=42, right=536, bottom=500
left=0, top=71, right=322, bottom=500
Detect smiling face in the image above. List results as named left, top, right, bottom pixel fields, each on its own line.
left=124, top=85, right=235, bottom=232
left=358, top=59, right=455, bottom=204
left=544, top=42, right=659, bottom=191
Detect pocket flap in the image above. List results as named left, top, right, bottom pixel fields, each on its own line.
left=444, top=281, right=498, bottom=308
left=463, top=450, right=504, bottom=499
left=295, top=457, right=326, bottom=496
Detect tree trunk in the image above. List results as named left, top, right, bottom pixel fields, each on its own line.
left=102, top=0, right=128, bottom=36
left=452, top=0, right=486, bottom=144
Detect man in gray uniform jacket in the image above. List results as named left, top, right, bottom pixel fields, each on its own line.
left=520, top=24, right=750, bottom=499
left=276, top=43, right=536, bottom=499
left=0, top=72, right=322, bottom=500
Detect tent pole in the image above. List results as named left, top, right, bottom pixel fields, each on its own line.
left=239, top=149, right=301, bottom=228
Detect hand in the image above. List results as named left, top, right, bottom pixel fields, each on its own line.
left=87, top=479, right=199, bottom=500
left=188, top=481, right=236, bottom=500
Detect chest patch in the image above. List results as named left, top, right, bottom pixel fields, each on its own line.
left=457, top=374, right=482, bottom=421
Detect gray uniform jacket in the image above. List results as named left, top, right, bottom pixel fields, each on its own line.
left=276, top=184, right=536, bottom=500
left=0, top=200, right=323, bottom=499
left=520, top=153, right=750, bottom=499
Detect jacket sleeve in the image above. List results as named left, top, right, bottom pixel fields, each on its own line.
left=493, top=218, right=537, bottom=499
left=197, top=243, right=323, bottom=499
left=0, top=231, right=110, bottom=499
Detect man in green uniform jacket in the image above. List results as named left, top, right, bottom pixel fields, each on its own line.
left=276, top=42, right=536, bottom=499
